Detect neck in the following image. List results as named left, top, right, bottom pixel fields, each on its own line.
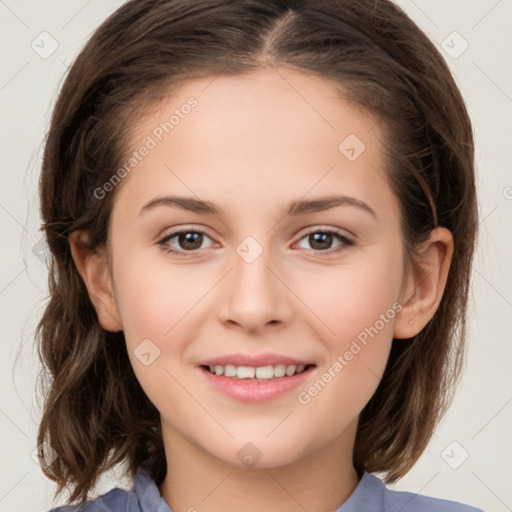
left=159, top=420, right=360, bottom=512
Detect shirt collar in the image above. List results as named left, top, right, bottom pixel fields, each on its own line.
left=134, top=467, right=172, bottom=511
left=134, top=467, right=384, bottom=512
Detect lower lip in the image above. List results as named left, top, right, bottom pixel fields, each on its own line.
left=199, top=366, right=314, bottom=403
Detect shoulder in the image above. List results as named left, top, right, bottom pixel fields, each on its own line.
left=45, top=467, right=165, bottom=512
left=46, top=483, right=137, bottom=512
left=383, top=486, right=483, bottom=512
left=342, top=472, right=484, bottom=512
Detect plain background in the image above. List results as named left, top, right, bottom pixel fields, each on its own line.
left=0, top=1, right=511, bottom=510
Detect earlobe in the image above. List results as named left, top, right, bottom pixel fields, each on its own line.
left=68, top=230, right=123, bottom=332
left=393, top=227, right=453, bottom=339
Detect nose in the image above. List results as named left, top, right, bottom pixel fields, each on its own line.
left=217, top=246, right=293, bottom=334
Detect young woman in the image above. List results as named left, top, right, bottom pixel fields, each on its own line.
left=36, top=0, right=481, bottom=510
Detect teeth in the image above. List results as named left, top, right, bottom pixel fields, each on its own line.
left=237, top=366, right=255, bottom=379
left=274, top=364, right=286, bottom=377
left=255, top=365, right=274, bottom=379
left=285, top=365, right=296, bottom=376
left=224, top=364, right=237, bottom=377
left=207, top=363, right=308, bottom=380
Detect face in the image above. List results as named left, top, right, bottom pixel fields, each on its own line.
left=106, top=67, right=406, bottom=468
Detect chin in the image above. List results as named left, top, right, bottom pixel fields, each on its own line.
left=189, top=433, right=303, bottom=470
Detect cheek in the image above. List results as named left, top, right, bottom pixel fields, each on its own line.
left=294, top=250, right=402, bottom=413
left=301, top=249, right=402, bottom=349
left=113, top=257, right=208, bottom=415
left=111, top=248, right=233, bottom=373
left=111, top=253, right=207, bottom=391
left=294, top=313, right=396, bottom=447
left=113, top=251, right=214, bottom=341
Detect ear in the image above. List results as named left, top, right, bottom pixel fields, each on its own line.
left=393, top=227, right=454, bottom=339
left=69, top=230, right=123, bottom=332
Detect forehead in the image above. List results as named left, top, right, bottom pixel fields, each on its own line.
left=131, top=66, right=378, bottom=158
left=112, top=66, right=398, bottom=223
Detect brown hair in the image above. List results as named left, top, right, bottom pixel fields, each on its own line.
left=36, top=0, right=477, bottom=504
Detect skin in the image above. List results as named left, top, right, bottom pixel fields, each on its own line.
left=70, top=66, right=453, bottom=512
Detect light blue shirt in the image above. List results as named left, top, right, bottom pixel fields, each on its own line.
left=49, top=467, right=483, bottom=511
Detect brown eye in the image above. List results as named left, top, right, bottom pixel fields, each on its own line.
left=158, top=229, right=215, bottom=256
left=308, top=232, right=334, bottom=250
left=176, top=232, right=204, bottom=250
left=296, top=229, right=354, bottom=253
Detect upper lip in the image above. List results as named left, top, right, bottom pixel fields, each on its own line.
left=198, top=353, right=315, bottom=368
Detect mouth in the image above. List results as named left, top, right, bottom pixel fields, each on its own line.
left=197, top=354, right=316, bottom=403
left=200, top=363, right=314, bottom=381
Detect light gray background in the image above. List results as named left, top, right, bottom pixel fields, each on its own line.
left=1, top=1, right=511, bottom=510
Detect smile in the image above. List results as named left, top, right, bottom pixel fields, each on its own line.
left=198, top=357, right=316, bottom=403
left=203, top=363, right=311, bottom=380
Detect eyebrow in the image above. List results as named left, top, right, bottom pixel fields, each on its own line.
left=139, top=194, right=377, bottom=219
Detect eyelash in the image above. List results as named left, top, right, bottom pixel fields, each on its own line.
left=157, top=227, right=355, bottom=258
